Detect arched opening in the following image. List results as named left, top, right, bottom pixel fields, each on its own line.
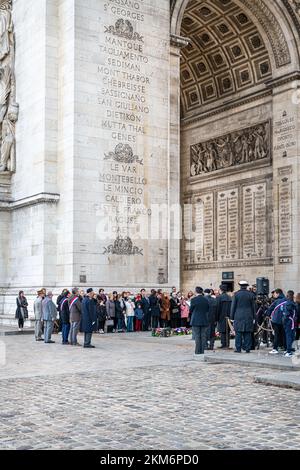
left=171, top=0, right=300, bottom=292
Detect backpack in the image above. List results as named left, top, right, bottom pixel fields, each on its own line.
left=282, top=301, right=297, bottom=329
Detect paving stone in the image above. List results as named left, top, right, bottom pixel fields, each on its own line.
left=0, top=333, right=299, bottom=449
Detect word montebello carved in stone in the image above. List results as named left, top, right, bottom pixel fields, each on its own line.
left=0, top=0, right=18, bottom=173
left=190, top=121, right=270, bottom=177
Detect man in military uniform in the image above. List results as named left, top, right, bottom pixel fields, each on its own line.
left=231, top=281, right=256, bottom=353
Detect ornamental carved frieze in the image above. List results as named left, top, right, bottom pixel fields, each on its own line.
left=103, top=230, right=143, bottom=256
left=104, top=144, right=143, bottom=165
left=104, top=19, right=144, bottom=42
left=190, top=121, right=271, bottom=177
left=0, top=0, right=18, bottom=173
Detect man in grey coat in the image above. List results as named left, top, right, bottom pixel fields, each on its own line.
left=68, top=287, right=82, bottom=346
left=230, top=281, right=256, bottom=353
left=42, top=291, right=57, bottom=343
left=33, top=289, right=45, bottom=341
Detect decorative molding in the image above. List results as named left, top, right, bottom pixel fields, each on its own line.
left=103, top=230, right=143, bottom=256
left=181, top=90, right=272, bottom=128
left=190, top=121, right=271, bottom=177
left=170, top=34, right=190, bottom=48
left=265, top=71, right=300, bottom=89
left=104, top=19, right=144, bottom=42
left=0, top=0, right=18, bottom=174
left=0, top=193, right=60, bottom=211
left=104, top=144, right=143, bottom=165
left=184, top=258, right=274, bottom=271
left=239, top=0, right=291, bottom=68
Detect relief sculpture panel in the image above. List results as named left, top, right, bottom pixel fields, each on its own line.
left=0, top=0, right=18, bottom=173
left=190, top=121, right=271, bottom=177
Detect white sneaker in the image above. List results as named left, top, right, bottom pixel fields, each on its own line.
left=284, top=352, right=293, bottom=358
left=194, top=354, right=205, bottom=361
left=269, top=349, right=279, bottom=355
left=100, top=330, right=104, bottom=334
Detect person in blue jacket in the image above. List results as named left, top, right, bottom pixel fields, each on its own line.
left=267, top=288, right=287, bottom=354
left=283, top=290, right=297, bottom=357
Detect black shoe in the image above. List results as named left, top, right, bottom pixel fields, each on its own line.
left=36, top=338, right=43, bottom=341
left=84, top=345, right=95, bottom=348
left=234, top=350, right=241, bottom=353
left=45, top=340, right=55, bottom=344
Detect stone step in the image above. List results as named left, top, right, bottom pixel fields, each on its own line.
left=0, top=326, right=34, bottom=336
left=204, top=351, right=300, bottom=371
left=0, top=315, right=35, bottom=329
left=254, top=372, right=300, bottom=390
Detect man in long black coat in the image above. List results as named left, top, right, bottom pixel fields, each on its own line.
left=190, top=287, right=210, bottom=356
left=230, top=281, right=256, bottom=353
left=81, top=288, right=97, bottom=348
left=216, top=285, right=232, bottom=348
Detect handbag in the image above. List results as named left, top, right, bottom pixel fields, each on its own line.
left=106, top=319, right=114, bottom=326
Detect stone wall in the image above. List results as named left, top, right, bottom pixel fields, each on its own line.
left=181, top=97, right=275, bottom=291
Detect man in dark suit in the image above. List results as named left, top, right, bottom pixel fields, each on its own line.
left=190, top=287, right=210, bottom=357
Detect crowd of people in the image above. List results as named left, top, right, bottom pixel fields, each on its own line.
left=14, top=282, right=300, bottom=355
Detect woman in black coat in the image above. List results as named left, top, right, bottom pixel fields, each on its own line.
left=149, top=290, right=160, bottom=329
left=170, top=294, right=181, bottom=329
left=15, top=291, right=28, bottom=331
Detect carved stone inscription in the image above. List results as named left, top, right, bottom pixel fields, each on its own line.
left=242, top=183, right=267, bottom=259
left=98, top=2, right=149, bottom=254
left=190, top=121, right=270, bottom=177
left=273, top=112, right=296, bottom=157
left=278, top=167, right=293, bottom=262
left=217, top=190, right=239, bottom=261
left=0, top=0, right=19, bottom=173
left=194, top=194, right=214, bottom=262
left=186, top=180, right=270, bottom=269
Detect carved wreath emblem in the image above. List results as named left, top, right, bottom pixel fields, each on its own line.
left=103, top=234, right=143, bottom=256
left=104, top=144, right=143, bottom=165
left=104, top=19, right=144, bottom=42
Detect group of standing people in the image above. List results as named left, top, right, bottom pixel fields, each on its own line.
left=15, top=282, right=300, bottom=356
left=189, top=281, right=300, bottom=358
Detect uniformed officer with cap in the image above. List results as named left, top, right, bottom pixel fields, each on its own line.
left=230, top=281, right=256, bottom=353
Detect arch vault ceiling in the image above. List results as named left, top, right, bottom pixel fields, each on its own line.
left=180, top=0, right=274, bottom=117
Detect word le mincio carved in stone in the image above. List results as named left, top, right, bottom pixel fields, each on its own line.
left=0, top=0, right=18, bottom=173
left=190, top=122, right=270, bottom=177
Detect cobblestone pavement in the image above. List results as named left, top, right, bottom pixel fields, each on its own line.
left=0, top=333, right=299, bottom=450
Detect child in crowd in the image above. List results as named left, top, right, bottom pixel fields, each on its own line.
left=135, top=303, right=144, bottom=332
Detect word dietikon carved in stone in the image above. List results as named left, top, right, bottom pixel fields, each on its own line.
left=0, top=0, right=18, bottom=173
left=190, top=121, right=270, bottom=177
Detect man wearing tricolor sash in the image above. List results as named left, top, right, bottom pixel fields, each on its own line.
left=68, top=288, right=82, bottom=346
